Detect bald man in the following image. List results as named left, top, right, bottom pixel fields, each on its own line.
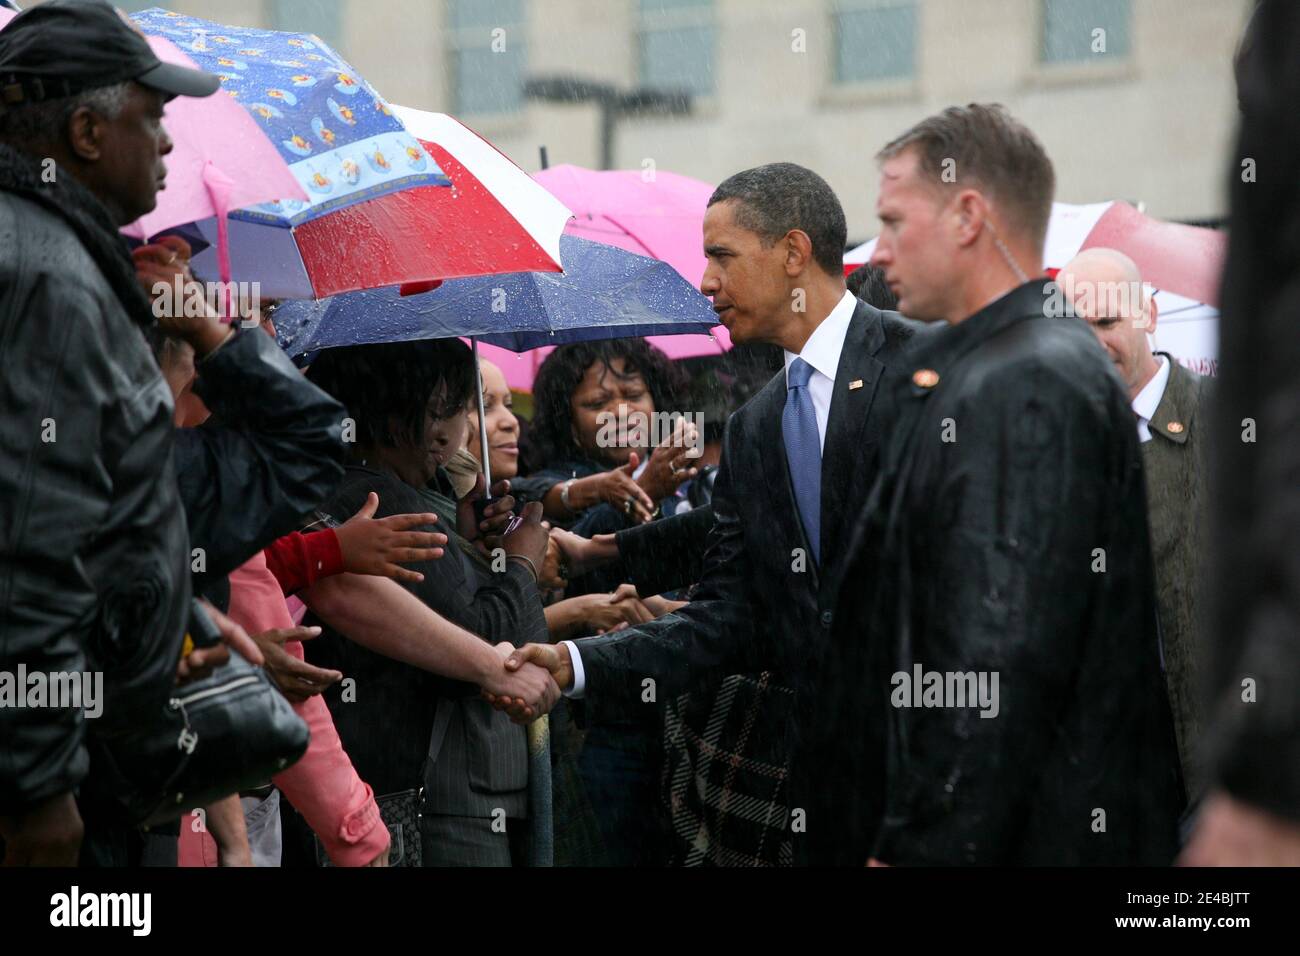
left=1058, top=248, right=1210, bottom=805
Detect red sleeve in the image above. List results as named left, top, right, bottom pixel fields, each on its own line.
left=264, top=529, right=344, bottom=595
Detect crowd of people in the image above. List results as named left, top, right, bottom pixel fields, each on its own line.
left=1, top=0, right=1297, bottom=868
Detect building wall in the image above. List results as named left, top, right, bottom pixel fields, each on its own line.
left=112, top=0, right=1251, bottom=241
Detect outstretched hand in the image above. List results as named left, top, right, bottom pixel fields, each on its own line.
left=549, top=527, right=619, bottom=579
left=591, top=455, right=655, bottom=524
left=251, top=625, right=343, bottom=703
left=336, top=492, right=447, bottom=583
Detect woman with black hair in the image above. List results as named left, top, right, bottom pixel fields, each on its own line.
left=300, top=338, right=555, bottom=866
left=515, top=339, right=701, bottom=538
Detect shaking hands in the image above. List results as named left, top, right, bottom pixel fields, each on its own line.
left=481, top=642, right=574, bottom=724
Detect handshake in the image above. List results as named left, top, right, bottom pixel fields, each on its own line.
left=479, top=641, right=575, bottom=724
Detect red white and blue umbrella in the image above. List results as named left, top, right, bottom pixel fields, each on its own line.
left=129, top=9, right=568, bottom=299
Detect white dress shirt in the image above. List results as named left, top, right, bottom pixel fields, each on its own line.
left=782, top=289, right=856, bottom=452
left=1132, top=354, right=1170, bottom=443
left=561, top=290, right=859, bottom=696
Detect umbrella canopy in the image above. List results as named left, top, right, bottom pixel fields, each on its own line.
left=129, top=10, right=567, bottom=298
left=272, top=235, right=718, bottom=359
left=533, top=163, right=728, bottom=359
left=843, top=200, right=1223, bottom=372
left=274, top=235, right=718, bottom=488
left=119, top=35, right=306, bottom=243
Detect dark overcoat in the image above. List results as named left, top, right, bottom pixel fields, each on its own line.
left=814, top=282, right=1185, bottom=865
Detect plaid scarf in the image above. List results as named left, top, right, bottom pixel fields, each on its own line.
left=661, top=672, right=797, bottom=866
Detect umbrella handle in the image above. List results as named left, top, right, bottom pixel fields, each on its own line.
left=202, top=160, right=236, bottom=322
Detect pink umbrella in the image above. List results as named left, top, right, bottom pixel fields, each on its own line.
left=120, top=36, right=306, bottom=246
left=478, top=164, right=725, bottom=390
left=0, top=9, right=302, bottom=289
left=488, top=164, right=727, bottom=380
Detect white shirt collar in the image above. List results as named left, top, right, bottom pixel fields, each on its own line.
left=783, top=290, right=857, bottom=384
left=1132, top=354, right=1171, bottom=441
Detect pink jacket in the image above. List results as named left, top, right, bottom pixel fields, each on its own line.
left=178, top=551, right=387, bottom=866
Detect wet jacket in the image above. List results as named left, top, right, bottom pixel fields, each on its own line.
left=0, top=146, right=189, bottom=814
left=817, top=282, right=1185, bottom=865
left=174, top=326, right=348, bottom=605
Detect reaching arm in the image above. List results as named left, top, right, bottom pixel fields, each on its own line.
left=521, top=420, right=759, bottom=723
left=264, top=530, right=344, bottom=596
left=615, top=505, right=713, bottom=596
left=300, top=572, right=557, bottom=716
left=174, top=328, right=347, bottom=586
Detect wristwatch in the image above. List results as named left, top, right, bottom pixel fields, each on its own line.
left=560, top=477, right=577, bottom=514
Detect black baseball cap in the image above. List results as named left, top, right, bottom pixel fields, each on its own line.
left=0, top=0, right=219, bottom=111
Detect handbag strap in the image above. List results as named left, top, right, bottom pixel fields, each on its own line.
left=426, top=697, right=456, bottom=766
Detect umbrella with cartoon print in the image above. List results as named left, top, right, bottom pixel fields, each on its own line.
left=127, top=9, right=568, bottom=299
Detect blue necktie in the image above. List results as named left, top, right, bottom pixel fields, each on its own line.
left=783, top=357, right=822, bottom=563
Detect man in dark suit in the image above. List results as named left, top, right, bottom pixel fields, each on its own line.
left=495, top=162, right=925, bottom=864
left=815, top=104, right=1183, bottom=865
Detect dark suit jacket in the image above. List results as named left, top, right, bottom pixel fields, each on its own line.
left=306, top=466, right=546, bottom=818
left=615, top=504, right=714, bottom=597
left=574, top=300, right=926, bottom=863
left=819, top=282, right=1184, bottom=865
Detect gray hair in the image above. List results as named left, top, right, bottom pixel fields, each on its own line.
left=0, top=81, right=131, bottom=148
left=708, top=163, right=848, bottom=277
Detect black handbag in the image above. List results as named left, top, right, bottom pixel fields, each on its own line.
left=89, top=649, right=311, bottom=826
left=314, top=788, right=423, bottom=867
left=312, top=697, right=457, bottom=866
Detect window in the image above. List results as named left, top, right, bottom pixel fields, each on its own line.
left=636, top=0, right=715, bottom=97
left=446, top=0, right=526, bottom=115
left=269, top=0, right=344, bottom=53
left=1041, top=0, right=1131, bottom=63
left=832, top=0, right=918, bottom=85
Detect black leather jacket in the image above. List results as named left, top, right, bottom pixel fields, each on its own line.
left=174, top=327, right=348, bottom=606
left=0, top=149, right=190, bottom=814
